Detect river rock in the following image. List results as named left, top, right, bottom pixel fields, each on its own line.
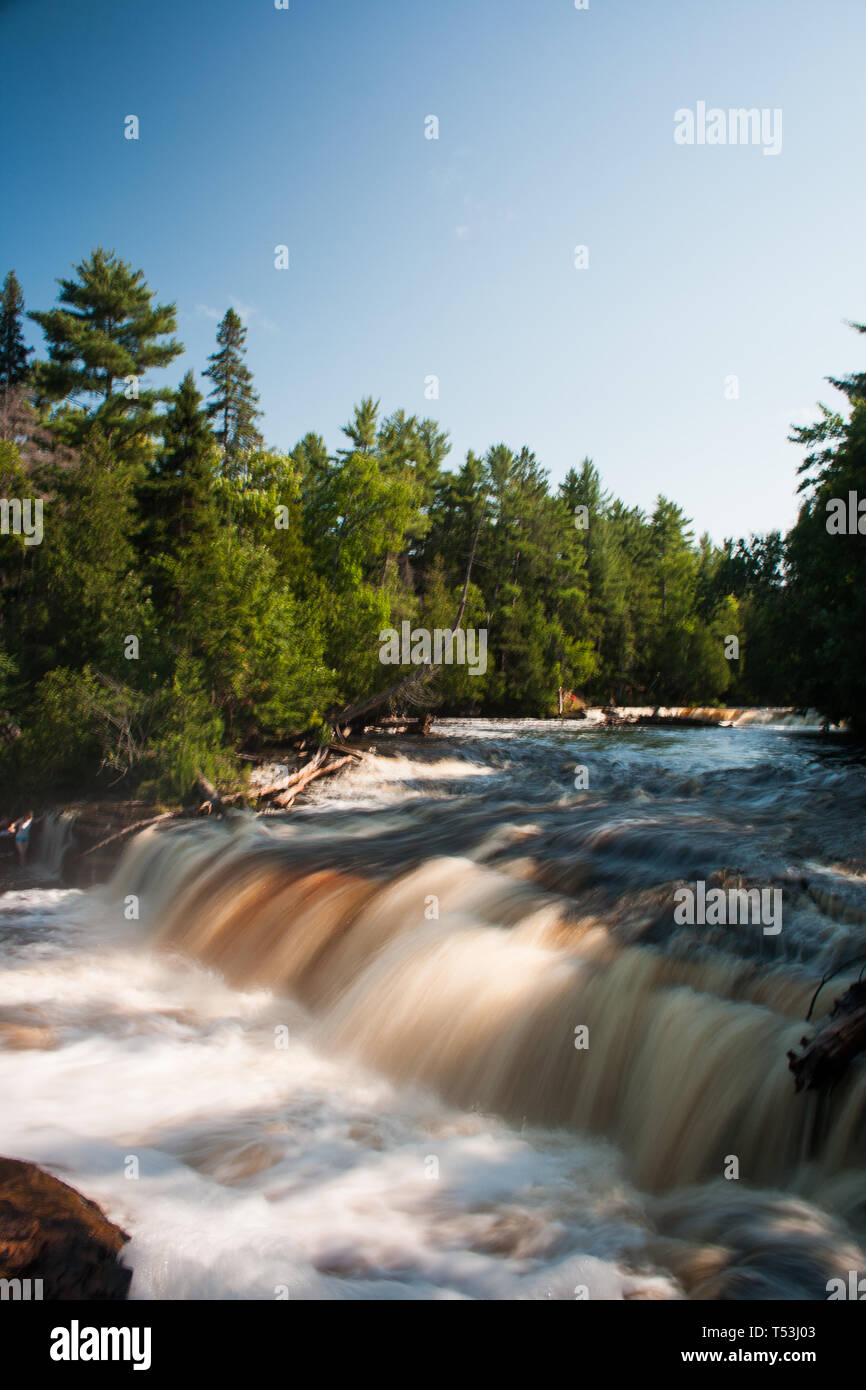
left=0, top=1156, right=132, bottom=1299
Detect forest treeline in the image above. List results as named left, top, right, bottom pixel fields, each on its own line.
left=0, top=250, right=864, bottom=800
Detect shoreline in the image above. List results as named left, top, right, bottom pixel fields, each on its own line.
left=0, top=707, right=850, bottom=893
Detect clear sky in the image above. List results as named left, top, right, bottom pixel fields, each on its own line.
left=3, top=0, right=865, bottom=542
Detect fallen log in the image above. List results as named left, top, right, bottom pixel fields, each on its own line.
left=251, top=739, right=363, bottom=806
left=248, top=769, right=293, bottom=801
left=81, top=811, right=179, bottom=857
left=787, top=980, right=866, bottom=1092
left=256, top=746, right=330, bottom=803
left=334, top=670, right=437, bottom=732
left=367, top=713, right=433, bottom=734
left=273, top=753, right=354, bottom=808
left=328, top=742, right=363, bottom=760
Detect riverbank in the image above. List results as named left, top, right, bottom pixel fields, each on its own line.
left=3, top=706, right=850, bottom=893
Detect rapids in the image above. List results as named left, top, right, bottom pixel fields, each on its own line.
left=1, top=719, right=864, bottom=1299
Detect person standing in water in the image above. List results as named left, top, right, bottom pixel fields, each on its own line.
left=12, top=813, right=33, bottom=868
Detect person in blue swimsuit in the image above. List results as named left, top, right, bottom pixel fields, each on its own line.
left=12, top=812, right=32, bottom=868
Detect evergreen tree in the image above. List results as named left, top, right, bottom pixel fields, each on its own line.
left=29, top=249, right=181, bottom=453
left=559, top=459, right=620, bottom=693
left=203, top=308, right=262, bottom=476
left=9, top=235, right=865, bottom=795
left=139, top=371, right=218, bottom=558
left=35, top=429, right=151, bottom=679
left=787, top=333, right=866, bottom=730
left=162, top=532, right=333, bottom=740
left=0, top=271, right=32, bottom=402
left=424, top=450, right=487, bottom=587
left=339, top=396, right=379, bottom=455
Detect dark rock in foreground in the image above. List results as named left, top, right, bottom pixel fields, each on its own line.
left=0, top=1156, right=131, bottom=1300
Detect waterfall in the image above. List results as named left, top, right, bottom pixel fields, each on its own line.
left=105, top=818, right=866, bottom=1199
left=4, top=719, right=865, bottom=1299
left=34, top=810, right=76, bottom=877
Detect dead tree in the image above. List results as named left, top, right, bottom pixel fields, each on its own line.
left=788, top=979, right=866, bottom=1092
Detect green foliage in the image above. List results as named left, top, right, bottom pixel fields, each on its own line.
left=161, top=532, right=334, bottom=739
left=33, top=428, right=152, bottom=679
left=23, top=669, right=119, bottom=789
left=137, top=372, right=219, bottom=620
left=204, top=308, right=262, bottom=476
left=7, top=245, right=864, bottom=801
left=0, top=271, right=32, bottom=395
left=787, top=396, right=866, bottom=728
left=29, top=248, right=182, bottom=455
left=144, top=655, right=240, bottom=802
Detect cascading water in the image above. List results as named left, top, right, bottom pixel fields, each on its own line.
left=1, top=720, right=864, bottom=1299
left=33, top=809, right=76, bottom=878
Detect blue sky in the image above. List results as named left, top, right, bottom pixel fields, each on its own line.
left=2, top=0, right=865, bottom=541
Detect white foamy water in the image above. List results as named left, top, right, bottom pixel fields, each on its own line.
left=0, top=888, right=677, bottom=1301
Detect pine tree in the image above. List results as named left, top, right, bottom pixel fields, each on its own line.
left=29, top=248, right=182, bottom=451
left=788, top=323, right=866, bottom=729
left=339, top=396, right=379, bottom=455
left=203, top=308, right=262, bottom=476
left=139, top=371, right=218, bottom=558
left=0, top=271, right=32, bottom=401
left=37, top=428, right=150, bottom=678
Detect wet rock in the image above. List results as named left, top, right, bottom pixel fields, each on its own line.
left=0, top=1156, right=132, bottom=1299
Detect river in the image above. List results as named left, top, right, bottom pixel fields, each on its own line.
left=1, top=717, right=864, bottom=1299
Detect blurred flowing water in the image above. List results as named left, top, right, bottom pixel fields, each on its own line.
left=1, top=717, right=865, bottom=1300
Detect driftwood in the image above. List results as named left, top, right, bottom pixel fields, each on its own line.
left=255, top=746, right=329, bottom=801
left=788, top=980, right=866, bottom=1092
left=81, top=811, right=179, bottom=857
left=82, top=774, right=239, bottom=859
left=252, top=745, right=355, bottom=806
left=328, top=742, right=363, bottom=760
left=272, top=754, right=354, bottom=808
left=249, top=771, right=294, bottom=801
left=365, top=713, right=433, bottom=735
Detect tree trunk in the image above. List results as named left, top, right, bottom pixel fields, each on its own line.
left=787, top=981, right=866, bottom=1092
